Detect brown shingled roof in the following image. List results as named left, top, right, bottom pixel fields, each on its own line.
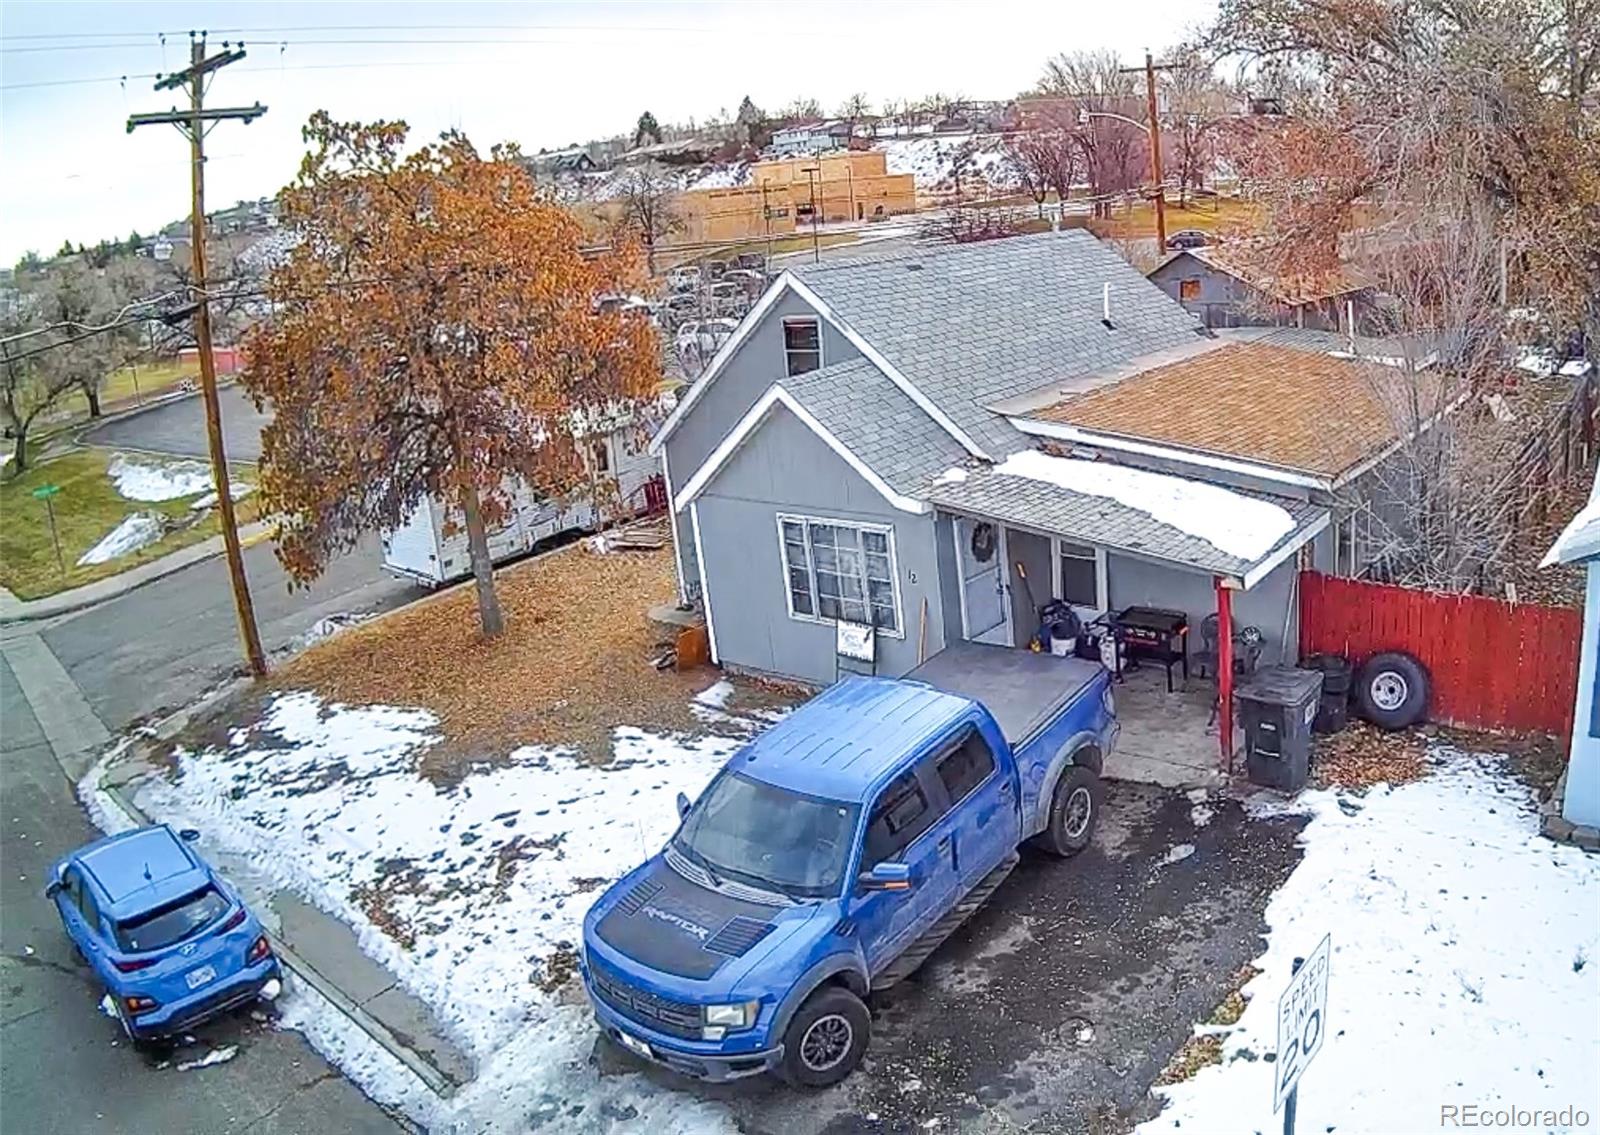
left=1029, top=341, right=1428, bottom=480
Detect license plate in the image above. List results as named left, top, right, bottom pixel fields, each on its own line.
left=185, top=964, right=217, bottom=990
left=616, top=1030, right=652, bottom=1059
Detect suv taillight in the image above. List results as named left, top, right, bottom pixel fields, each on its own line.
left=247, top=935, right=272, bottom=964
left=112, top=956, right=157, bottom=973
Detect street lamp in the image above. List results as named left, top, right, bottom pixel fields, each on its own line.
left=1077, top=104, right=1168, bottom=247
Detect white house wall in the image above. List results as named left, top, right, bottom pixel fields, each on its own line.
left=694, top=404, right=948, bottom=686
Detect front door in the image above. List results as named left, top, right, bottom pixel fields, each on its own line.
left=955, top=518, right=1009, bottom=645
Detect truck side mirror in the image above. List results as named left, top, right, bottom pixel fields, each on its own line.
left=43, top=879, right=62, bottom=899
left=858, top=862, right=912, bottom=892
left=178, top=828, right=201, bottom=842
left=676, top=792, right=691, bottom=820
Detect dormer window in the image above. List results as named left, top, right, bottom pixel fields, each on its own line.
left=783, top=317, right=821, bottom=376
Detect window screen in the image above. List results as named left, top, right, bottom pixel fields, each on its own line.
left=779, top=517, right=900, bottom=632
left=783, top=318, right=821, bottom=376
left=1059, top=541, right=1099, bottom=608
left=936, top=732, right=997, bottom=804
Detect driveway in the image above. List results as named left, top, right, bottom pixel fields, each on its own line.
left=610, top=781, right=1307, bottom=1134
left=81, top=385, right=269, bottom=463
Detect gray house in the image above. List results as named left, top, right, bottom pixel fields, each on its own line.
left=1149, top=245, right=1376, bottom=333
left=652, top=231, right=1422, bottom=779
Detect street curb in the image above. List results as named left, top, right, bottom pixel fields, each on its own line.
left=84, top=683, right=462, bottom=1101
left=95, top=779, right=461, bottom=1101
left=0, top=523, right=273, bottom=626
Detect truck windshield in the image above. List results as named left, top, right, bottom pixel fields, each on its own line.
left=673, top=772, right=859, bottom=900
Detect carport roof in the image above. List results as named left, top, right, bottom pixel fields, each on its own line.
left=926, top=454, right=1329, bottom=586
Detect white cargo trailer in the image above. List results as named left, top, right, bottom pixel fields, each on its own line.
left=380, top=424, right=661, bottom=587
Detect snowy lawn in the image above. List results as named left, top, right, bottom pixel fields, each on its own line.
left=110, top=684, right=773, bottom=1132
left=107, top=453, right=217, bottom=501
left=1141, top=750, right=1600, bottom=1135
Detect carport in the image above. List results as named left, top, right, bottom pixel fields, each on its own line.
left=928, top=451, right=1329, bottom=781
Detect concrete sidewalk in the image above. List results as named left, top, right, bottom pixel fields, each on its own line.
left=0, top=519, right=273, bottom=625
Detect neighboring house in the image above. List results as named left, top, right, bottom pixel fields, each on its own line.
left=769, top=120, right=853, bottom=157
left=655, top=231, right=1436, bottom=693
left=1150, top=245, right=1377, bottom=332
left=527, top=148, right=598, bottom=177
left=1542, top=469, right=1600, bottom=829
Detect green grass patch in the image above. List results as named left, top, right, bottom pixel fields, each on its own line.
left=0, top=448, right=257, bottom=600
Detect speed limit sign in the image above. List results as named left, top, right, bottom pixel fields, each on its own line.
left=1274, top=934, right=1331, bottom=1125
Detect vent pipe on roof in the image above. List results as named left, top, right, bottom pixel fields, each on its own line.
left=1102, top=283, right=1115, bottom=329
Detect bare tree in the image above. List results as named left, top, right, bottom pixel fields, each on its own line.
left=1163, top=52, right=1233, bottom=206
left=0, top=310, right=86, bottom=473
left=1038, top=50, right=1145, bottom=215
left=613, top=162, right=683, bottom=275
left=1005, top=104, right=1083, bottom=218
left=837, top=92, right=872, bottom=139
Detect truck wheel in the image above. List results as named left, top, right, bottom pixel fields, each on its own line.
left=1354, top=651, right=1430, bottom=730
left=1035, top=766, right=1101, bottom=858
left=778, top=986, right=870, bottom=1088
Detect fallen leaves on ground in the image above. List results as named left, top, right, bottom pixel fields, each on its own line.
left=275, top=543, right=744, bottom=777
left=1312, top=721, right=1427, bottom=789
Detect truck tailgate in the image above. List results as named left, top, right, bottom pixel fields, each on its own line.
left=905, top=641, right=1102, bottom=748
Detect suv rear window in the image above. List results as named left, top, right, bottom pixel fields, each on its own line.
left=114, top=886, right=229, bottom=953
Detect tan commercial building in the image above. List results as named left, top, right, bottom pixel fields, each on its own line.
left=677, top=151, right=915, bottom=244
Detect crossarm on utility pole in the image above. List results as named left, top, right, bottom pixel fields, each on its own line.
left=127, top=33, right=268, bottom=678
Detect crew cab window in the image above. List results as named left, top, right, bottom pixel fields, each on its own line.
left=936, top=731, right=996, bottom=804
left=863, top=770, right=933, bottom=867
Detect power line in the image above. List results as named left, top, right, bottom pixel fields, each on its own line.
left=126, top=32, right=268, bottom=678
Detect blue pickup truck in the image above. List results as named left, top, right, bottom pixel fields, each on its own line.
left=580, top=641, right=1118, bottom=1087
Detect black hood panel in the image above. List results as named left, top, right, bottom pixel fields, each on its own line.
left=595, top=859, right=777, bottom=979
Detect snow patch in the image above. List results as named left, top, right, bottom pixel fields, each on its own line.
left=107, top=453, right=213, bottom=501
left=876, top=134, right=1016, bottom=191
left=188, top=483, right=253, bottom=511
left=994, top=449, right=1297, bottom=562
left=77, top=513, right=166, bottom=565
left=1140, top=754, right=1600, bottom=1134
left=693, top=679, right=735, bottom=710
left=177, top=1044, right=238, bottom=1071
left=1158, top=842, right=1196, bottom=866
left=933, top=466, right=969, bottom=485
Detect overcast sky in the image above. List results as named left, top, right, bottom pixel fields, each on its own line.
left=0, top=0, right=1214, bottom=264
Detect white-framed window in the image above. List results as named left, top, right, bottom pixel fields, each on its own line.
left=777, top=514, right=902, bottom=635
left=1337, top=501, right=1382, bottom=578
left=782, top=317, right=821, bottom=376
left=1053, top=538, right=1107, bottom=613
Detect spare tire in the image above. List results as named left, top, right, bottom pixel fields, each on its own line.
left=1354, top=651, right=1430, bottom=729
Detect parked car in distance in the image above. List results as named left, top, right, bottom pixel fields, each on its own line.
left=581, top=643, right=1118, bottom=1087
left=46, top=825, right=281, bottom=1043
left=708, top=280, right=746, bottom=317
left=724, top=268, right=766, bottom=297
left=666, top=265, right=702, bottom=292
left=1165, top=229, right=1212, bottom=250
left=704, top=258, right=729, bottom=280
left=734, top=252, right=766, bottom=271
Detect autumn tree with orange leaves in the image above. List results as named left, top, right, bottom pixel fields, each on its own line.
left=243, top=114, right=659, bottom=636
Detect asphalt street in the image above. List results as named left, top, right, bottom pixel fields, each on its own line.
left=3, top=390, right=422, bottom=1132
left=83, top=384, right=270, bottom=463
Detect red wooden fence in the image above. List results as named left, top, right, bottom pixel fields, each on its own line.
left=1298, top=571, right=1582, bottom=737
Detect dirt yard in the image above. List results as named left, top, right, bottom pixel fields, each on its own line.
left=272, top=542, right=789, bottom=777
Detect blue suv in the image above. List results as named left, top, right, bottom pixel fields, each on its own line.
left=46, top=825, right=281, bottom=1042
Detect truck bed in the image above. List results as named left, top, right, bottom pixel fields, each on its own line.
left=906, top=641, right=1103, bottom=748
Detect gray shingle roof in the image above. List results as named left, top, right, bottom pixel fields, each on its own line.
left=925, top=461, right=1328, bottom=578
left=780, top=357, right=969, bottom=498
left=791, top=230, right=1207, bottom=458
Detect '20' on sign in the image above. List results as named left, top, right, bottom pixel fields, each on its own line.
left=1275, top=934, right=1331, bottom=1113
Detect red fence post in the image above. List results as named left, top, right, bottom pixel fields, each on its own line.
left=1216, top=578, right=1234, bottom=772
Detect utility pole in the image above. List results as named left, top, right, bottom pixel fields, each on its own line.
left=803, top=166, right=821, bottom=263
left=1121, top=50, right=1171, bottom=250
left=128, top=33, right=269, bottom=678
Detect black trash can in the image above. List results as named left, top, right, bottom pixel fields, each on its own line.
left=1236, top=666, right=1323, bottom=792
left=1302, top=654, right=1352, bottom=734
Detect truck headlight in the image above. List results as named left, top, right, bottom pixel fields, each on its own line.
left=704, top=1000, right=759, bottom=1029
